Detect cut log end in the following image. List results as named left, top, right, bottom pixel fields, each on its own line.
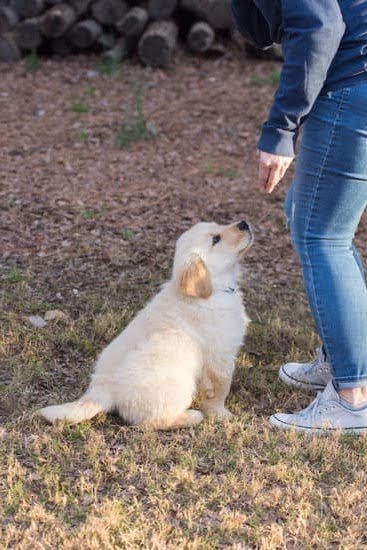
left=68, top=19, right=102, bottom=49
left=187, top=21, right=214, bottom=52
left=140, top=36, right=169, bottom=66
left=92, top=0, right=128, bottom=25
left=16, top=17, right=43, bottom=50
left=116, top=6, right=148, bottom=38
left=41, top=4, right=76, bottom=38
left=138, top=20, right=178, bottom=67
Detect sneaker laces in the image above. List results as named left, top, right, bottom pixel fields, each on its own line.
left=307, top=383, right=337, bottom=423
left=306, top=346, right=330, bottom=375
left=310, top=392, right=329, bottom=423
left=295, top=391, right=328, bottom=425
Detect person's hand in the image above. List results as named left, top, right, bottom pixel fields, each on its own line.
left=258, top=150, right=294, bottom=193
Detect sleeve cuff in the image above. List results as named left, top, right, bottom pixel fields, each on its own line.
left=258, top=123, right=298, bottom=157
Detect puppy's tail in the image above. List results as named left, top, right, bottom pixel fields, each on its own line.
left=39, top=393, right=107, bottom=425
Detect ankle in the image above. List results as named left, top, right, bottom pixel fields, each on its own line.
left=338, top=387, right=367, bottom=406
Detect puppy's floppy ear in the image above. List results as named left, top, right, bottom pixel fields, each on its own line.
left=179, top=254, right=212, bottom=299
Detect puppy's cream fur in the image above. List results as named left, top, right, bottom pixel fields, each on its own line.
left=39, top=221, right=252, bottom=429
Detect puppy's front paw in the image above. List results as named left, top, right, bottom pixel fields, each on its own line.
left=204, top=407, right=233, bottom=421
left=204, top=388, right=215, bottom=399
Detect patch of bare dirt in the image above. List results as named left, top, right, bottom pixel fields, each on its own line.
left=1, top=51, right=366, bottom=306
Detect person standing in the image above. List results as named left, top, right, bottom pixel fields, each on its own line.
left=232, top=0, right=367, bottom=433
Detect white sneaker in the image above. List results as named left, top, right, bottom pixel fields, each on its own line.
left=279, top=347, right=332, bottom=391
left=270, top=381, right=367, bottom=434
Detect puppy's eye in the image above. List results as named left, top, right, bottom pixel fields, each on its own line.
left=212, top=235, right=221, bottom=246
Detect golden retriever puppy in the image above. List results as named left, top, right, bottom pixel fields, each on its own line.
left=39, top=220, right=253, bottom=429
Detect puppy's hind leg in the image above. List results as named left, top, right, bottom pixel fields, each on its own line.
left=201, top=372, right=233, bottom=420
left=153, top=409, right=204, bottom=430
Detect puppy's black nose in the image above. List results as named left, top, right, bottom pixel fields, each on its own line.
left=237, top=220, right=250, bottom=232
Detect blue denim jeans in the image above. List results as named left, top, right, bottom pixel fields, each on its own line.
left=285, top=82, right=367, bottom=389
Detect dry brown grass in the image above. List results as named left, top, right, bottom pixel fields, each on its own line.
left=1, top=52, right=367, bottom=549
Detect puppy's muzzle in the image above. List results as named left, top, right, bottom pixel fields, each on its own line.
left=237, top=219, right=254, bottom=252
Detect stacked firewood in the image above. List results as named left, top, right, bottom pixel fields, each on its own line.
left=0, top=0, right=235, bottom=66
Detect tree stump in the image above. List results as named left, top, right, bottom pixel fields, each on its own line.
left=13, top=0, right=45, bottom=18
left=147, top=0, right=177, bottom=20
left=68, top=19, right=102, bottom=48
left=41, top=4, right=76, bottom=38
left=16, top=17, right=43, bottom=49
left=138, top=20, right=178, bottom=67
left=187, top=21, right=214, bottom=52
left=0, top=33, right=21, bottom=61
left=91, top=0, right=128, bottom=25
left=0, top=6, right=18, bottom=33
left=116, top=6, right=148, bottom=37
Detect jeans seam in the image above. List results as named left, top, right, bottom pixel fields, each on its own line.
left=302, top=88, right=350, bottom=374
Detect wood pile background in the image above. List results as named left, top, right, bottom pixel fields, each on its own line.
left=0, top=0, right=239, bottom=66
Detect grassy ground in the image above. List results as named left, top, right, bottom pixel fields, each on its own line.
left=1, top=52, right=367, bottom=548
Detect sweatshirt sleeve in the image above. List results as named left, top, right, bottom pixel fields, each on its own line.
left=258, top=0, right=345, bottom=157
left=231, top=0, right=273, bottom=49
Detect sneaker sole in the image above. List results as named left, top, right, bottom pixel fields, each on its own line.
left=279, top=365, right=328, bottom=392
left=270, top=414, right=367, bottom=435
